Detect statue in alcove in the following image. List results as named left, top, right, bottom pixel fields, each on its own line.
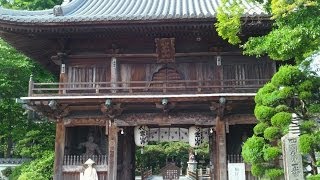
left=78, top=134, right=102, bottom=156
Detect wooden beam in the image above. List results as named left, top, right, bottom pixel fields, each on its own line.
left=62, top=51, right=242, bottom=60
left=225, top=114, right=257, bottom=125
left=115, top=112, right=214, bottom=126
left=108, top=121, right=118, bottom=180
left=215, top=116, right=227, bottom=180
left=53, top=119, right=65, bottom=180
left=64, top=118, right=107, bottom=127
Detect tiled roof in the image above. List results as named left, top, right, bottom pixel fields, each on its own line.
left=0, top=0, right=267, bottom=24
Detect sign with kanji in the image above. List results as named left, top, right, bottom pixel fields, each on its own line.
left=282, top=134, right=304, bottom=180
left=155, top=38, right=175, bottom=63
left=228, top=163, right=245, bottom=180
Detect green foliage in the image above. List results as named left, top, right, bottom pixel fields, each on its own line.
left=254, top=123, right=269, bottom=135
left=275, top=105, right=290, bottom=112
left=251, top=164, right=265, bottom=177
left=1, top=0, right=63, bottom=10
left=271, top=66, right=304, bottom=86
left=10, top=151, right=54, bottom=180
left=14, top=123, right=55, bottom=158
left=136, top=142, right=209, bottom=175
left=263, top=127, right=280, bottom=141
left=264, top=168, right=284, bottom=179
left=217, top=0, right=320, bottom=178
left=242, top=136, right=265, bottom=164
left=216, top=0, right=320, bottom=63
left=263, top=146, right=281, bottom=161
left=271, top=112, right=292, bottom=128
left=215, top=1, right=244, bottom=45
left=254, top=105, right=276, bottom=122
left=307, top=174, right=320, bottom=180
left=299, top=134, right=314, bottom=154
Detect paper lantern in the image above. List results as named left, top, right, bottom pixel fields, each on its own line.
left=189, top=126, right=202, bottom=147
left=134, top=126, right=149, bottom=147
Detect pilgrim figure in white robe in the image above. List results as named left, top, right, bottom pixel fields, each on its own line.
left=80, top=158, right=98, bottom=180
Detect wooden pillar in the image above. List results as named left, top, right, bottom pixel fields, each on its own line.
left=108, top=121, right=118, bottom=180
left=53, top=119, right=65, bottom=180
left=111, top=57, right=118, bottom=93
left=210, top=131, right=217, bottom=180
left=215, top=116, right=227, bottom=180
left=120, top=127, right=135, bottom=180
left=59, top=64, right=66, bottom=94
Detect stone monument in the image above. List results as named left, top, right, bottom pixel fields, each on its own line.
left=281, top=114, right=304, bottom=180
left=187, top=151, right=198, bottom=173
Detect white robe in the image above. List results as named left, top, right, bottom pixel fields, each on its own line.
left=80, top=166, right=98, bottom=180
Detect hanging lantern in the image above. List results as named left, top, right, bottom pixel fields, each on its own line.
left=134, top=126, right=149, bottom=147
left=189, top=126, right=203, bottom=147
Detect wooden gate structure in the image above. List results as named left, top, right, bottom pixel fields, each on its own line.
left=0, top=0, right=273, bottom=179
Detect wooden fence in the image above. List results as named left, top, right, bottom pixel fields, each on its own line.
left=28, top=79, right=268, bottom=96
left=63, top=155, right=108, bottom=166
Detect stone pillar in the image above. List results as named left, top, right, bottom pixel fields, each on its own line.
left=282, top=114, right=304, bottom=180
left=110, top=57, right=118, bottom=93
left=108, top=121, right=118, bottom=180
left=53, top=119, right=65, bottom=180
left=187, top=161, right=198, bottom=173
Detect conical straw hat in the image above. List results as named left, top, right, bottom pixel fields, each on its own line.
left=84, top=158, right=95, bottom=165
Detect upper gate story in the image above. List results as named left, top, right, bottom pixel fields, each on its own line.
left=0, top=0, right=273, bottom=100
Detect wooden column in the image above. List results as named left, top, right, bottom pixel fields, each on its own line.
left=119, top=127, right=135, bottom=180
left=59, top=64, right=66, bottom=94
left=210, top=131, right=217, bottom=180
left=111, top=57, right=118, bottom=93
left=53, top=119, right=65, bottom=180
left=215, top=116, right=227, bottom=180
left=108, top=121, right=119, bottom=180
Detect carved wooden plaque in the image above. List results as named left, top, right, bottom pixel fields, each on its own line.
left=155, top=38, right=175, bottom=63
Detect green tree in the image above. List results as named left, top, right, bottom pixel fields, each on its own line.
left=1, top=0, right=63, bottom=10
left=216, top=0, right=320, bottom=63
left=0, top=38, right=56, bottom=179
left=216, top=0, right=320, bottom=179
left=241, top=66, right=320, bottom=179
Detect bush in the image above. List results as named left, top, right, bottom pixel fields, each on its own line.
left=275, top=105, right=290, bottom=112
left=254, top=123, right=269, bottom=135
left=271, top=112, right=292, bottom=128
left=264, top=168, right=283, bottom=179
left=264, top=127, right=280, bottom=141
left=10, top=151, right=54, bottom=180
left=242, top=136, right=265, bottom=164
left=299, top=134, right=314, bottom=154
left=271, top=66, right=303, bottom=87
left=263, top=146, right=281, bottom=161
left=254, top=105, right=276, bottom=122
left=307, top=174, right=320, bottom=180
left=251, top=164, right=265, bottom=177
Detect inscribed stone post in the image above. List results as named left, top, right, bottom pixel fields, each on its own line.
left=281, top=134, right=304, bottom=180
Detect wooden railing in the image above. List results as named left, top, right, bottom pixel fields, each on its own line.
left=62, top=155, right=108, bottom=180
left=63, top=155, right=107, bottom=166
left=28, top=79, right=269, bottom=96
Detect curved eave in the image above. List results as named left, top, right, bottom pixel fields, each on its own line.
left=0, top=16, right=272, bottom=35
